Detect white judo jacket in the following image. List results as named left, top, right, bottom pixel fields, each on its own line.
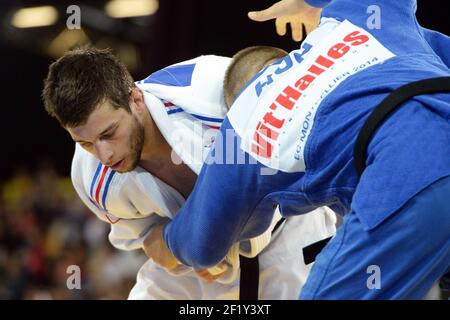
left=71, top=55, right=283, bottom=283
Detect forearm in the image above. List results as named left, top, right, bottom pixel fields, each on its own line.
left=163, top=163, right=257, bottom=268
left=162, top=121, right=278, bottom=269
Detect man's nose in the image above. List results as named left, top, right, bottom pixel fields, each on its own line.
left=94, top=142, right=114, bottom=166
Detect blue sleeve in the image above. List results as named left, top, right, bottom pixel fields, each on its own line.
left=162, top=119, right=288, bottom=269
left=305, top=0, right=331, bottom=8
left=307, top=0, right=436, bottom=60
left=420, top=27, right=450, bottom=69
left=318, top=0, right=437, bottom=58
left=320, top=0, right=417, bottom=29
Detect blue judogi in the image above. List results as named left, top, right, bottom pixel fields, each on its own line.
left=164, top=0, right=450, bottom=299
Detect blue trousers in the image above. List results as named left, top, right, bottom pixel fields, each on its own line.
left=301, top=175, right=450, bottom=299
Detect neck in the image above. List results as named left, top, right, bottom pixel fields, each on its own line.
left=135, top=100, right=197, bottom=199
left=140, top=117, right=172, bottom=167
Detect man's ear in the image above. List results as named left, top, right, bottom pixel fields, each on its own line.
left=129, top=87, right=146, bottom=113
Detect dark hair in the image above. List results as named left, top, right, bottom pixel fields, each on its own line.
left=42, top=46, right=135, bottom=127
left=223, top=46, right=288, bottom=108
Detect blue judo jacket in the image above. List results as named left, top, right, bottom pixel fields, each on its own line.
left=164, top=0, right=450, bottom=269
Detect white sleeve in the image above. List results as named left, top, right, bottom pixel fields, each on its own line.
left=71, top=146, right=172, bottom=251
left=107, top=216, right=169, bottom=251
left=106, top=169, right=176, bottom=251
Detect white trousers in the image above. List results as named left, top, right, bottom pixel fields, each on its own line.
left=128, top=207, right=336, bottom=300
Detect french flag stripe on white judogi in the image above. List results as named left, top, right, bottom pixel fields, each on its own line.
left=89, top=162, right=116, bottom=212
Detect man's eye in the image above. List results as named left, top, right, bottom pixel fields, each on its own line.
left=101, top=133, right=113, bottom=140
left=101, top=128, right=117, bottom=140
left=80, top=142, right=92, bottom=148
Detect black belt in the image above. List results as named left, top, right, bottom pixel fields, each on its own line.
left=302, top=78, right=450, bottom=267
left=353, top=76, right=450, bottom=295
left=303, top=79, right=450, bottom=264
left=354, top=77, right=450, bottom=177
left=302, top=236, right=333, bottom=265
left=239, top=218, right=285, bottom=300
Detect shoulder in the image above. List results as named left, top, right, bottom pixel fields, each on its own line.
left=138, top=55, right=232, bottom=87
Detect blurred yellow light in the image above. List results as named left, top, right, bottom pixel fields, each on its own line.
left=11, top=6, right=58, bottom=28
left=48, top=29, right=89, bottom=58
left=105, top=0, right=158, bottom=18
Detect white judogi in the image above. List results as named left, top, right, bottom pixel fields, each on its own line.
left=71, top=55, right=336, bottom=299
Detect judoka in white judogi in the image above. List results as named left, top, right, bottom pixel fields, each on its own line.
left=71, top=55, right=336, bottom=299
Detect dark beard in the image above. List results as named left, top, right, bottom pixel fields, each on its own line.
left=125, top=115, right=145, bottom=172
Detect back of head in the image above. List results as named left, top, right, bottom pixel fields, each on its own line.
left=42, top=46, right=135, bottom=128
left=223, top=46, right=288, bottom=108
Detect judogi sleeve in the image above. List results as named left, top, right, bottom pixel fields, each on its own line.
left=308, top=0, right=450, bottom=67
left=163, top=119, right=302, bottom=269
left=106, top=173, right=171, bottom=251
left=71, top=146, right=170, bottom=251
left=310, top=0, right=434, bottom=58
left=304, top=0, right=331, bottom=8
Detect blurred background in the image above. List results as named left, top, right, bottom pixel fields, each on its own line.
left=0, top=0, right=449, bottom=299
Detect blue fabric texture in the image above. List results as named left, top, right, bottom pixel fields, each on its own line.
left=300, top=176, right=450, bottom=299
left=163, top=0, right=450, bottom=298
